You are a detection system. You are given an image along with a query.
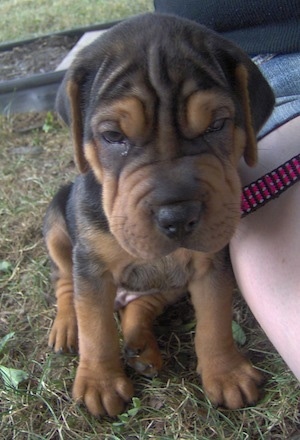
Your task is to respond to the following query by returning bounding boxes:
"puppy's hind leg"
[120,290,182,377]
[44,188,78,354]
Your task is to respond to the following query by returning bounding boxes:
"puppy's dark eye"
[204,118,226,134]
[102,131,126,144]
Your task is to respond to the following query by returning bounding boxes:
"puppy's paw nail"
[125,347,142,358]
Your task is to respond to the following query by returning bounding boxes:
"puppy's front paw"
[73,361,134,417]
[200,352,263,409]
[48,310,78,354]
[124,329,163,377]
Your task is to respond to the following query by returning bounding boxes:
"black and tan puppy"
[44,13,274,417]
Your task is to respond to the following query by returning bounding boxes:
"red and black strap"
[241,154,300,217]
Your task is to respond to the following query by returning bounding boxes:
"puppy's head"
[56,13,274,259]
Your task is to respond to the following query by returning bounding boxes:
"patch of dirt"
[0,35,79,81]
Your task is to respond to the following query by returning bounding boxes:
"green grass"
[0,0,153,43]
[0,111,299,439]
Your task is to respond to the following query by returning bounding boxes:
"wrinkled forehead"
[88,22,230,103]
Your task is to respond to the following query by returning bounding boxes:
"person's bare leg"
[230,116,300,379]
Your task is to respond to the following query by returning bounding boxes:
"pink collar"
[241,154,300,217]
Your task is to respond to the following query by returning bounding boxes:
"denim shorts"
[252,53,300,139]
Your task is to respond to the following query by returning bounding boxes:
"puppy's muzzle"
[153,201,202,241]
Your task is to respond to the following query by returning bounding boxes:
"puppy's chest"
[119,255,193,292]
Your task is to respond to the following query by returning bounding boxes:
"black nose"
[154,202,201,240]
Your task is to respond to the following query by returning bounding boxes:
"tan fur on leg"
[72,274,134,417]
[189,252,263,409]
[46,223,78,353]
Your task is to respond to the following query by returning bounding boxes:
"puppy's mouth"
[109,188,240,260]
[112,200,223,260]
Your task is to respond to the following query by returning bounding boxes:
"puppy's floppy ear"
[56,65,92,173]
[216,43,275,166]
[234,58,274,166]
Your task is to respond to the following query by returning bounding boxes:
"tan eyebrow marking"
[112,97,146,139]
[184,90,234,138]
